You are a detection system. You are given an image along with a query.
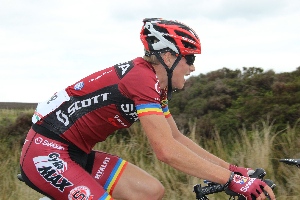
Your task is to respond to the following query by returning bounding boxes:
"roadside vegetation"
[1,109,299,199]
[1,66,300,199]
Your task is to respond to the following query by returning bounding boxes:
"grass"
[0,109,33,126]
[0,109,300,199]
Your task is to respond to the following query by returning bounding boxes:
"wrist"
[224,172,234,188]
[229,164,237,171]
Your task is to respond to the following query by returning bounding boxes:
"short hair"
[143,54,160,65]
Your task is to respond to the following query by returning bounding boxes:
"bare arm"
[166,115,230,169]
[139,114,231,185]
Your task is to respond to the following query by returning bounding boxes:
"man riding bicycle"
[20,18,276,200]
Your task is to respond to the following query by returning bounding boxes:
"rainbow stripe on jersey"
[104,159,128,195]
[136,103,164,117]
[98,192,113,200]
[162,105,171,118]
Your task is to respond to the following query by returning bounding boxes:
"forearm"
[151,134,231,184]
[166,116,230,169]
[140,115,231,184]
[174,133,230,169]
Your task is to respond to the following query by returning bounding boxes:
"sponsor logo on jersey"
[74,81,84,90]
[155,79,160,94]
[56,92,110,126]
[68,186,94,200]
[95,157,111,179]
[89,69,113,83]
[47,93,59,104]
[120,104,138,122]
[33,153,73,192]
[35,137,65,150]
[32,90,70,124]
[114,61,134,79]
[108,115,127,127]
[68,93,110,116]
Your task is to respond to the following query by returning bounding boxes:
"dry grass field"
[0,102,300,199]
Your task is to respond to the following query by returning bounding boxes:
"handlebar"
[193,168,276,200]
[279,158,300,168]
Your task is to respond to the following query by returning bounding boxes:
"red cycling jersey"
[20,57,171,199]
[32,57,171,153]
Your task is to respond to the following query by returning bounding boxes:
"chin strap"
[153,52,182,100]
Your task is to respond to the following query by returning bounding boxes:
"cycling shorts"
[20,128,128,200]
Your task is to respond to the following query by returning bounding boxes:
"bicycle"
[193,168,276,200]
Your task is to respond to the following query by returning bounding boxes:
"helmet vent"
[174,30,194,41]
[182,40,196,49]
[154,25,169,34]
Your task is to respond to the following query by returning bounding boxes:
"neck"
[152,64,168,89]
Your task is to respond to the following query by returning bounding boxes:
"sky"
[0,0,299,103]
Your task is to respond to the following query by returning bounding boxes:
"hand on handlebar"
[229,164,255,177]
[226,173,276,200]
[193,168,276,200]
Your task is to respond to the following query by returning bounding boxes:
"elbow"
[172,131,184,141]
[154,147,173,163]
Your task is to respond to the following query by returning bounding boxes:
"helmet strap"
[154,52,182,100]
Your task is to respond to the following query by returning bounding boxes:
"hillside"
[169,66,300,137]
[0,102,37,110]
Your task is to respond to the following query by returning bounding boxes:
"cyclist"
[20,18,276,200]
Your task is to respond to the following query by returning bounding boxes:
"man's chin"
[173,84,184,90]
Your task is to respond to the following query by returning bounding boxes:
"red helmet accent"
[140,18,201,55]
